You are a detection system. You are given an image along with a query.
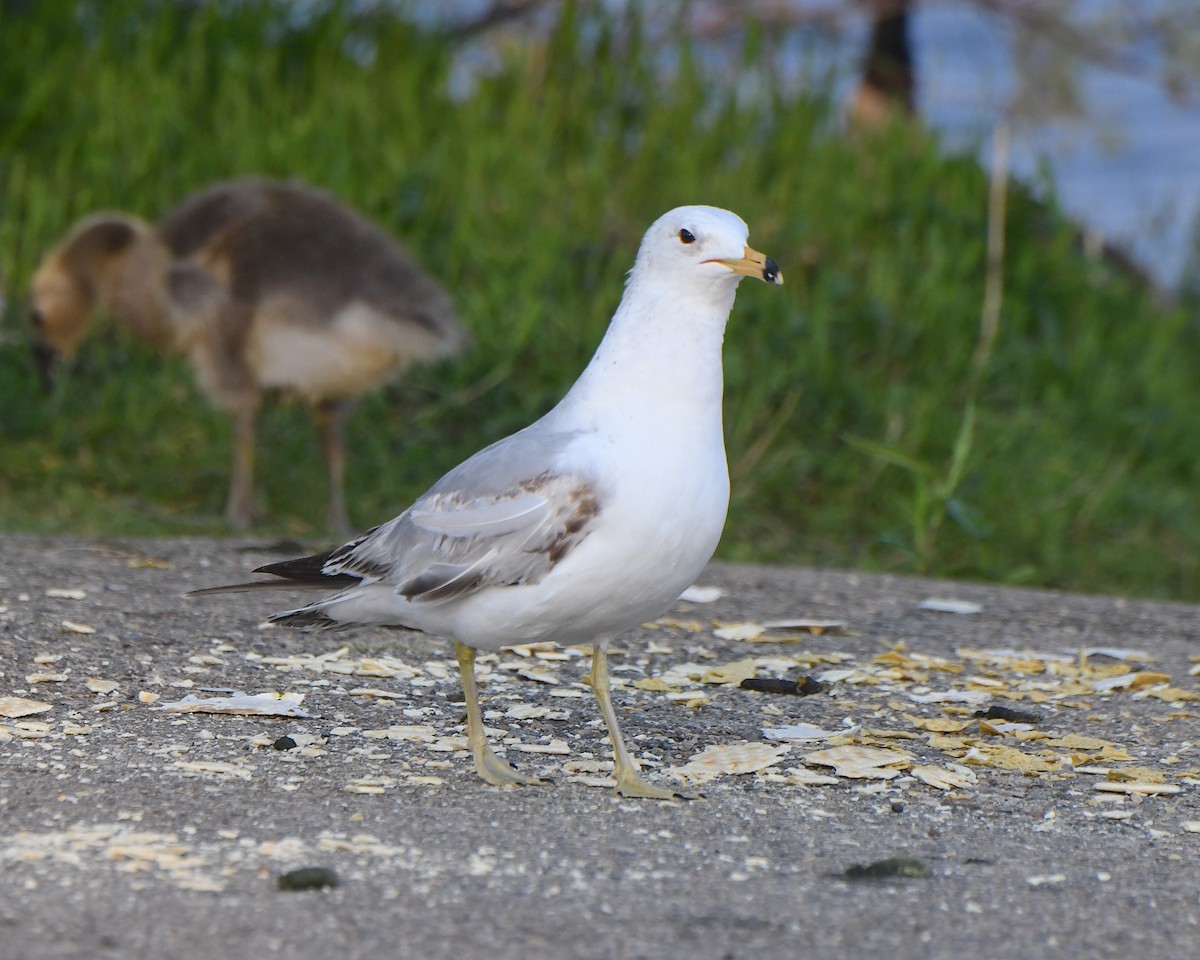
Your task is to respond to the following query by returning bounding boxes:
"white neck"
[552,271,739,435]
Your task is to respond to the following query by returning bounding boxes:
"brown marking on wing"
[519,475,601,567]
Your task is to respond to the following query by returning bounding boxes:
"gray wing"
[321,426,601,604]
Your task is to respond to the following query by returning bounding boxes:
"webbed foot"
[475,745,546,788]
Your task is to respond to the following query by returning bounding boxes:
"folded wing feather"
[318,471,600,605]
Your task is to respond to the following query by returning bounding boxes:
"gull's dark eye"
[678,228,695,244]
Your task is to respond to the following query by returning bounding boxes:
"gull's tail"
[188,542,392,631]
[186,545,358,598]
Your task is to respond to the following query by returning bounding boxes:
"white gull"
[193,205,782,798]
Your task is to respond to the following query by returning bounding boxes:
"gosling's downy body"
[29,179,469,532]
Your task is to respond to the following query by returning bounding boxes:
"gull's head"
[631,205,783,294]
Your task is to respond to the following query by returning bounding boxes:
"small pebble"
[278,866,340,891]
[844,857,931,881]
[739,676,825,696]
[974,705,1041,725]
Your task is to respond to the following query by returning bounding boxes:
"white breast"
[439,431,730,649]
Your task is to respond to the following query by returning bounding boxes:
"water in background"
[900,2,1200,293]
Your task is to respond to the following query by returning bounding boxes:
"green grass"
[2,1,1198,600]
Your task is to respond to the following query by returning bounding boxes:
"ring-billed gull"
[193,205,781,798]
[28,178,469,533]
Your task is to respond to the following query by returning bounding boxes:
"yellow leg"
[454,641,543,787]
[588,643,690,800]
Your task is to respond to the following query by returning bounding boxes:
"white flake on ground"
[762,723,850,742]
[771,766,839,786]
[699,659,757,685]
[906,689,991,705]
[362,725,438,743]
[678,585,722,603]
[509,738,570,755]
[1026,874,1067,887]
[1094,781,1182,796]
[712,622,765,642]
[0,696,53,718]
[802,745,913,779]
[918,598,983,614]
[85,678,120,693]
[911,764,978,790]
[344,776,399,793]
[156,692,308,717]
[1082,647,1154,662]
[174,761,253,780]
[668,742,791,785]
[760,619,848,633]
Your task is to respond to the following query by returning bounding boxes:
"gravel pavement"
[2,535,1199,960]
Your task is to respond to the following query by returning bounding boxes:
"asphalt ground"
[2,535,1199,959]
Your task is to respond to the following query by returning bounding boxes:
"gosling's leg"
[225,406,258,529]
[315,397,355,536]
[588,643,689,800]
[454,641,543,787]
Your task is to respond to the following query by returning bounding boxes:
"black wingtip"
[269,609,341,629]
[253,550,359,587]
